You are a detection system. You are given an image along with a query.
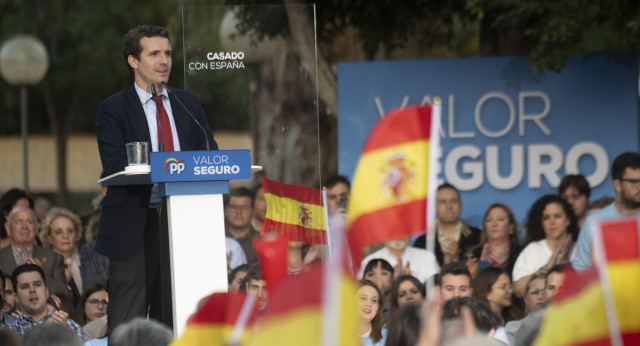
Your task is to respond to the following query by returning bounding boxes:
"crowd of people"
[0,151,636,345]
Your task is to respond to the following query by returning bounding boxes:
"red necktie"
[155,95,174,152]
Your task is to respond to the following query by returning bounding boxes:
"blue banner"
[338,53,638,226]
[151,149,251,182]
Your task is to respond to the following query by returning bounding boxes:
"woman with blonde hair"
[468,203,523,276]
[40,207,84,305]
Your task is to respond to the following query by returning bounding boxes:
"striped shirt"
[6,313,85,341]
[10,243,33,266]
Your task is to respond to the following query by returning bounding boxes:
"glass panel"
[182,4,320,189]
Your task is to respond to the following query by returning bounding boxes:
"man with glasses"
[225,188,259,263]
[0,207,68,298]
[572,152,640,270]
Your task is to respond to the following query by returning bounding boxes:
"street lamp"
[0,35,49,192]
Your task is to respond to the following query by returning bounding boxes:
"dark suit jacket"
[413,223,482,266]
[96,86,217,260]
[0,245,69,297]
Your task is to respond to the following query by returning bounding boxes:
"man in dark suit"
[0,207,68,298]
[96,24,217,332]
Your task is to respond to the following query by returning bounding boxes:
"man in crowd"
[3,273,17,317]
[414,183,481,266]
[225,188,260,264]
[0,271,16,326]
[358,237,439,283]
[323,175,350,214]
[558,174,591,229]
[96,24,217,331]
[5,264,84,340]
[251,183,267,233]
[573,152,640,270]
[240,265,268,313]
[545,264,566,300]
[437,261,473,302]
[0,207,68,297]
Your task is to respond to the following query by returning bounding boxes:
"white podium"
[99,150,257,336]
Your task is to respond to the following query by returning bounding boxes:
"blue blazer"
[95,86,218,260]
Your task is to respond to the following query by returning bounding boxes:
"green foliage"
[225,0,471,60]
[0,0,185,135]
[467,0,640,72]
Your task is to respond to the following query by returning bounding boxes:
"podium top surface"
[98,165,263,186]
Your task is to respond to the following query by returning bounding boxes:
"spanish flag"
[171,292,257,346]
[246,266,360,346]
[262,178,326,244]
[347,105,436,267]
[534,218,640,345]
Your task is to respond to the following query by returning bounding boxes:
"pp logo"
[164,158,185,174]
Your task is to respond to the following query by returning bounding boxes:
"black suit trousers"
[106,203,172,332]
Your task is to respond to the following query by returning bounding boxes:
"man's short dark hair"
[323,175,351,190]
[546,263,566,280]
[239,264,262,292]
[436,261,471,286]
[12,264,46,291]
[228,264,251,285]
[123,24,170,75]
[611,152,640,181]
[227,187,255,207]
[558,174,591,198]
[442,296,504,332]
[437,183,460,199]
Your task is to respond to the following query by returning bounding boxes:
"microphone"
[150,83,164,152]
[161,81,211,151]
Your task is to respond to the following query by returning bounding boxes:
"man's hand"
[441,237,459,264]
[393,257,411,280]
[22,257,47,270]
[48,310,68,326]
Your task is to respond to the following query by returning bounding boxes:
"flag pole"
[228,294,257,345]
[322,188,333,260]
[321,188,342,346]
[592,218,623,346]
[425,98,442,293]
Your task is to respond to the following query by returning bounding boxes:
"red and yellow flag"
[534,218,640,345]
[246,266,359,346]
[171,292,257,346]
[262,178,326,244]
[347,105,434,267]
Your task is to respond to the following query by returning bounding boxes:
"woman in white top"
[357,280,387,346]
[40,207,84,304]
[512,195,578,297]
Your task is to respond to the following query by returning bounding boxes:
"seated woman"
[468,203,523,276]
[388,275,424,319]
[512,195,578,297]
[362,259,394,321]
[504,272,547,344]
[523,272,546,314]
[471,267,521,323]
[77,284,108,341]
[40,208,85,305]
[357,280,387,346]
[79,211,109,289]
